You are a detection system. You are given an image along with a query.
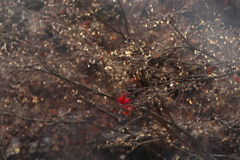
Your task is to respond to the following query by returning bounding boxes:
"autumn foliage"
[0,0,240,160]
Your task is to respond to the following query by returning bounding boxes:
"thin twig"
[140,107,215,160]
[133,0,150,32]
[2,111,125,134]
[30,68,116,100]
[77,1,127,40]
[172,0,195,19]
[170,22,221,63]
[81,95,119,122]
[117,0,131,39]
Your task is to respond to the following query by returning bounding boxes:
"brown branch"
[140,107,215,160]
[170,21,221,63]
[169,16,237,73]
[133,0,150,32]
[176,70,239,81]
[30,68,116,101]
[81,95,119,122]
[172,144,203,158]
[20,126,45,153]
[2,111,125,135]
[93,13,127,41]
[117,0,131,38]
[172,0,195,19]
[0,148,6,160]
[159,98,174,123]
[76,1,127,40]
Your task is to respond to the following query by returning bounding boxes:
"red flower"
[122,105,135,110]
[206,66,214,75]
[117,95,130,105]
[233,76,240,82]
[117,93,135,115]
[122,110,131,115]
[122,105,135,115]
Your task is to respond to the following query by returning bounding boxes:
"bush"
[0,0,239,159]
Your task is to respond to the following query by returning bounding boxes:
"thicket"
[0,0,239,159]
